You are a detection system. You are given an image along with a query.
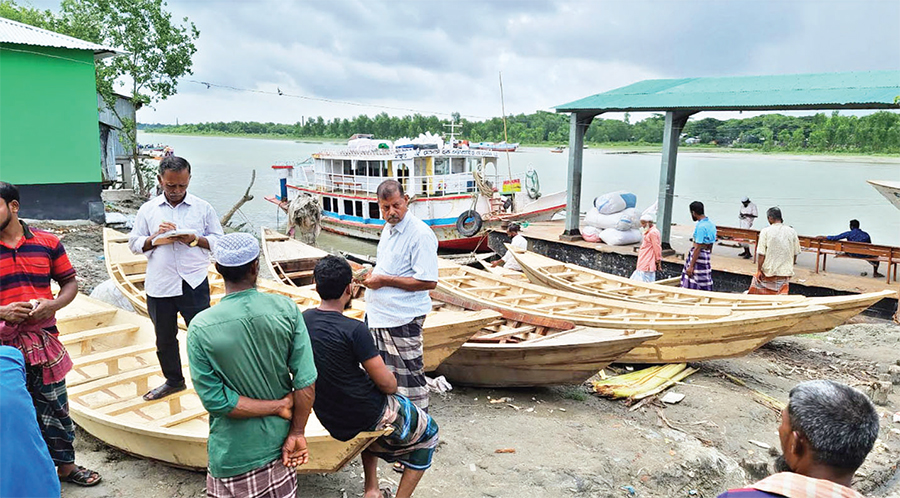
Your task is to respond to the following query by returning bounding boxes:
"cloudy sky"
[35,0,900,124]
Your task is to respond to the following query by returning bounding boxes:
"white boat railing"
[301,170,528,197]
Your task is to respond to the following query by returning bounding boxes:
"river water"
[138,132,900,252]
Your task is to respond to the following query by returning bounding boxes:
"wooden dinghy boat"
[509,246,808,310]
[436,261,831,363]
[261,227,329,286]
[56,293,388,472]
[508,246,894,333]
[430,291,661,387]
[103,229,499,371]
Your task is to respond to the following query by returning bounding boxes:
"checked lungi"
[206,458,297,498]
[24,362,75,465]
[370,315,429,411]
[681,248,713,291]
[748,274,790,295]
[367,394,439,470]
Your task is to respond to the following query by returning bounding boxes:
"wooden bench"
[717,225,900,284]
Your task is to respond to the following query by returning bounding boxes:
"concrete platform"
[488,220,899,319]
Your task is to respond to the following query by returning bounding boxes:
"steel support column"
[562,112,597,239]
[657,110,698,249]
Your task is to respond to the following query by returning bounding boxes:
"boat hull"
[436,327,658,387]
[867,180,900,210]
[436,262,831,363]
[58,293,388,473]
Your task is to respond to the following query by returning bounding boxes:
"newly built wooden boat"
[103,228,498,370]
[261,227,328,286]
[509,246,807,310]
[56,293,388,472]
[436,261,831,363]
[431,291,661,387]
[508,246,894,333]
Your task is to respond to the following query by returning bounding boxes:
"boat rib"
[261,227,329,286]
[436,260,831,363]
[507,245,894,333]
[57,293,389,472]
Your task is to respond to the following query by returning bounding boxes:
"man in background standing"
[631,214,662,282]
[749,207,800,295]
[362,179,439,413]
[738,196,758,259]
[129,156,224,400]
[491,222,527,272]
[681,201,716,291]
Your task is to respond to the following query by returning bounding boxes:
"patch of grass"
[562,387,588,402]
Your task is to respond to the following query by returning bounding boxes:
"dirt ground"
[32,222,900,498]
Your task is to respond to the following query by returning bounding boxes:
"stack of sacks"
[581,191,641,245]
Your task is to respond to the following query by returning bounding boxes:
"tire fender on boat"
[456,210,483,237]
[525,169,541,199]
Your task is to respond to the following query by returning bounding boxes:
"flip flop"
[143,382,186,401]
[392,462,405,473]
[59,466,102,487]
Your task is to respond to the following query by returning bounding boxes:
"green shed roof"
[555,71,900,113]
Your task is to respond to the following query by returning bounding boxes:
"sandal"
[380,487,394,498]
[59,465,102,487]
[392,462,405,473]
[143,382,186,401]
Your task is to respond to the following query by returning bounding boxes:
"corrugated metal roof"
[555,71,900,113]
[0,16,121,58]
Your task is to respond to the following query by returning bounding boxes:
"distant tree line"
[142,109,900,153]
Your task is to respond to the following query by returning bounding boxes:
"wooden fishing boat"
[436,261,831,363]
[261,227,328,286]
[510,246,809,309]
[56,293,388,472]
[431,291,661,387]
[103,229,498,370]
[508,246,893,332]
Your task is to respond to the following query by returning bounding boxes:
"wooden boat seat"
[57,309,117,329]
[72,343,158,370]
[61,323,141,347]
[529,301,579,309]
[68,365,163,399]
[98,388,196,416]
[492,293,543,302]
[281,269,314,280]
[152,406,207,428]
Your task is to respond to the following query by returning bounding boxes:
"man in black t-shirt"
[306,255,439,498]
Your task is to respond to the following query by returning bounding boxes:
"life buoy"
[525,168,541,199]
[456,210,483,237]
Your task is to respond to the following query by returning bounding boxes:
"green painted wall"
[0,44,101,185]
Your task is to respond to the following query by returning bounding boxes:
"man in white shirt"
[491,222,527,271]
[738,196,758,259]
[361,179,438,412]
[128,156,223,400]
[749,207,800,295]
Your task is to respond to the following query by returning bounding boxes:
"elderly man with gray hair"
[748,207,800,295]
[717,379,879,498]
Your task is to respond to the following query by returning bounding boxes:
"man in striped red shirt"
[718,380,877,498]
[0,182,102,487]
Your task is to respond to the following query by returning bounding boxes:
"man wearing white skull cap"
[187,232,317,497]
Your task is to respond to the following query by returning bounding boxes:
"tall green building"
[0,17,119,221]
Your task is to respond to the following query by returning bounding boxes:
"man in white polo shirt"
[361,179,438,412]
[129,156,224,401]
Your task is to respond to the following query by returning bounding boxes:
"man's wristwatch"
[189,235,200,247]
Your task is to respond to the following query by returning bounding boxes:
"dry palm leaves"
[592,364,698,401]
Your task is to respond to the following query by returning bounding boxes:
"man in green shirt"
[187,233,317,498]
